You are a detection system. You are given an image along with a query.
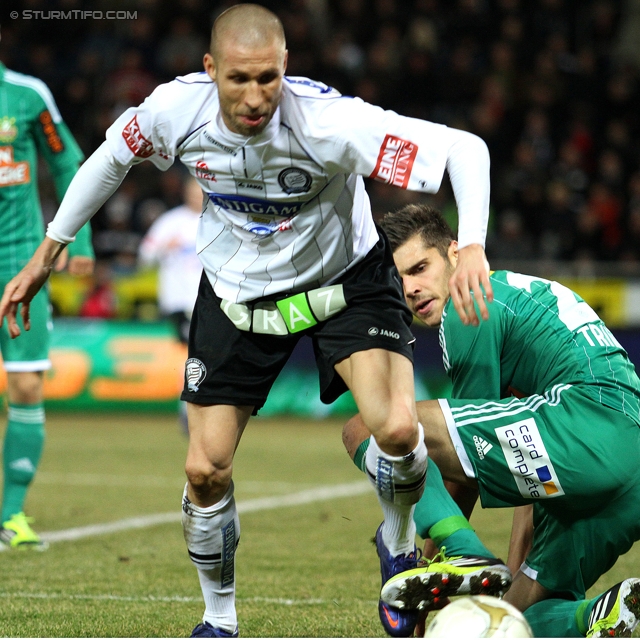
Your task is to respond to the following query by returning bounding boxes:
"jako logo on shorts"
[495,419,564,499]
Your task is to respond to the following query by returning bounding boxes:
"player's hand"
[0,237,65,338]
[68,256,95,276]
[448,244,493,326]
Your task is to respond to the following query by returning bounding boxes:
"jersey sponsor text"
[370,134,418,188]
[495,419,564,500]
[0,146,30,187]
[122,115,155,158]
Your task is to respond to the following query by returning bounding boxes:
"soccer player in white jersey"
[0,5,493,637]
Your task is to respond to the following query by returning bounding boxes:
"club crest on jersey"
[278,167,312,194]
[185,358,206,392]
[0,117,18,143]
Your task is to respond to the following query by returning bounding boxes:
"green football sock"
[523,597,591,638]
[414,457,495,558]
[2,403,46,523]
[353,438,494,559]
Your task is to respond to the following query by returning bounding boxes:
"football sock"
[414,457,494,559]
[365,423,427,556]
[522,597,586,637]
[1,403,45,523]
[182,482,239,633]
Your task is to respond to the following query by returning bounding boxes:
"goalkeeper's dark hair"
[380,204,456,258]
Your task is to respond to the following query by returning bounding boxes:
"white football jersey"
[105,73,462,303]
[138,204,202,315]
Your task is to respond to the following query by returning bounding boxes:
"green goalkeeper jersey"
[0,61,93,277]
[439,270,640,426]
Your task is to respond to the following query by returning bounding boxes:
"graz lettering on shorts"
[221,284,347,335]
[495,419,565,499]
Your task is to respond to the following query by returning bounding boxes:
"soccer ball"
[424,595,533,638]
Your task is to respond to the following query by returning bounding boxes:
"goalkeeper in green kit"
[344,204,640,637]
[0,57,94,549]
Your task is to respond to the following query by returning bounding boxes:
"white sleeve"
[443,128,490,249]
[304,96,490,248]
[46,142,129,244]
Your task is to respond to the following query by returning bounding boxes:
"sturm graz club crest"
[185,358,206,392]
[278,167,312,194]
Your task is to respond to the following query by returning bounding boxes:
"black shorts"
[180,230,415,413]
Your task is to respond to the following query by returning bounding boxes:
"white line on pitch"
[0,591,341,606]
[40,481,372,543]
[35,473,319,493]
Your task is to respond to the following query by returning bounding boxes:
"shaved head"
[211,4,286,62]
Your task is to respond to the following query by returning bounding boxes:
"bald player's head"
[203,4,288,137]
[210,4,286,63]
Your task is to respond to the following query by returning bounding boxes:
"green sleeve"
[68,218,94,259]
[32,103,94,259]
[442,298,504,400]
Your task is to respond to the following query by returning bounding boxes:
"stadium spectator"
[79,260,117,320]
[0,56,94,550]
[1,0,637,268]
[0,5,494,637]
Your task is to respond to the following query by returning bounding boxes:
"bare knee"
[185,455,233,506]
[371,408,418,456]
[7,371,44,405]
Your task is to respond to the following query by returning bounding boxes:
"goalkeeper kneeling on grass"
[344,204,640,639]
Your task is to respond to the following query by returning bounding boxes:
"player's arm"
[31,96,95,272]
[0,143,130,337]
[506,505,534,576]
[314,96,492,324]
[0,236,66,338]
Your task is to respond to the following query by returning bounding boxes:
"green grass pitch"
[0,413,638,637]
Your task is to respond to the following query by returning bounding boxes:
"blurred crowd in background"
[2,0,640,282]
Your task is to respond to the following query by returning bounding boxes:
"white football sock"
[182,482,240,632]
[365,422,428,556]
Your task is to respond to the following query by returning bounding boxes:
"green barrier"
[0,319,452,414]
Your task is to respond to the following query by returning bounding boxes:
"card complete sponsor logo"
[495,418,564,499]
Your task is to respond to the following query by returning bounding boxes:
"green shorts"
[0,278,51,372]
[440,385,640,598]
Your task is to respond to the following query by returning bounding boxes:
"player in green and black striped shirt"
[345,204,640,637]
[0,59,94,549]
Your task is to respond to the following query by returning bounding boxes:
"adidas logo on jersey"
[473,435,493,460]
